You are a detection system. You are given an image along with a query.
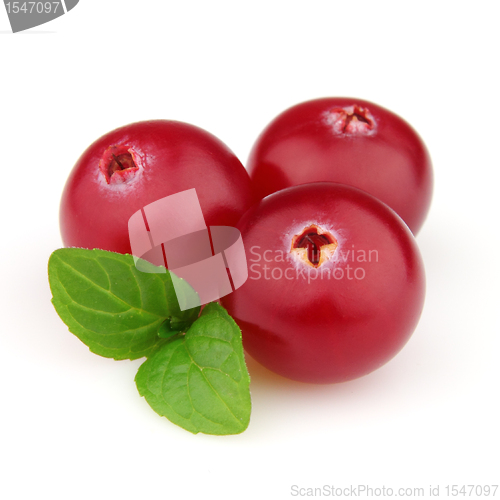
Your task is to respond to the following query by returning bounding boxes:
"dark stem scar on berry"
[290,224,338,268]
[325,105,377,136]
[99,145,140,185]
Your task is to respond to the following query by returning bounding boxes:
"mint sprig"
[48,248,251,435]
[136,303,251,435]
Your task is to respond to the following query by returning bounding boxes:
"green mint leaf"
[135,302,251,435]
[48,248,200,360]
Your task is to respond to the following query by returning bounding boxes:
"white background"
[1,1,499,499]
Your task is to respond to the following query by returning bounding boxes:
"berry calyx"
[324,105,376,136]
[291,224,338,268]
[99,145,140,185]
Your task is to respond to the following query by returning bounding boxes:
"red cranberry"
[247,97,433,234]
[60,120,256,254]
[220,183,426,384]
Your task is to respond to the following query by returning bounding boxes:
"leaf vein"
[185,349,242,426]
[57,257,164,319]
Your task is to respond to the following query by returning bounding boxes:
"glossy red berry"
[60,120,256,254]
[247,97,433,234]
[220,183,425,384]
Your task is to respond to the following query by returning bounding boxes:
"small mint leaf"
[135,302,251,435]
[48,248,200,360]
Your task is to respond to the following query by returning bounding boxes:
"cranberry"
[220,183,425,384]
[247,97,433,234]
[60,120,256,254]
